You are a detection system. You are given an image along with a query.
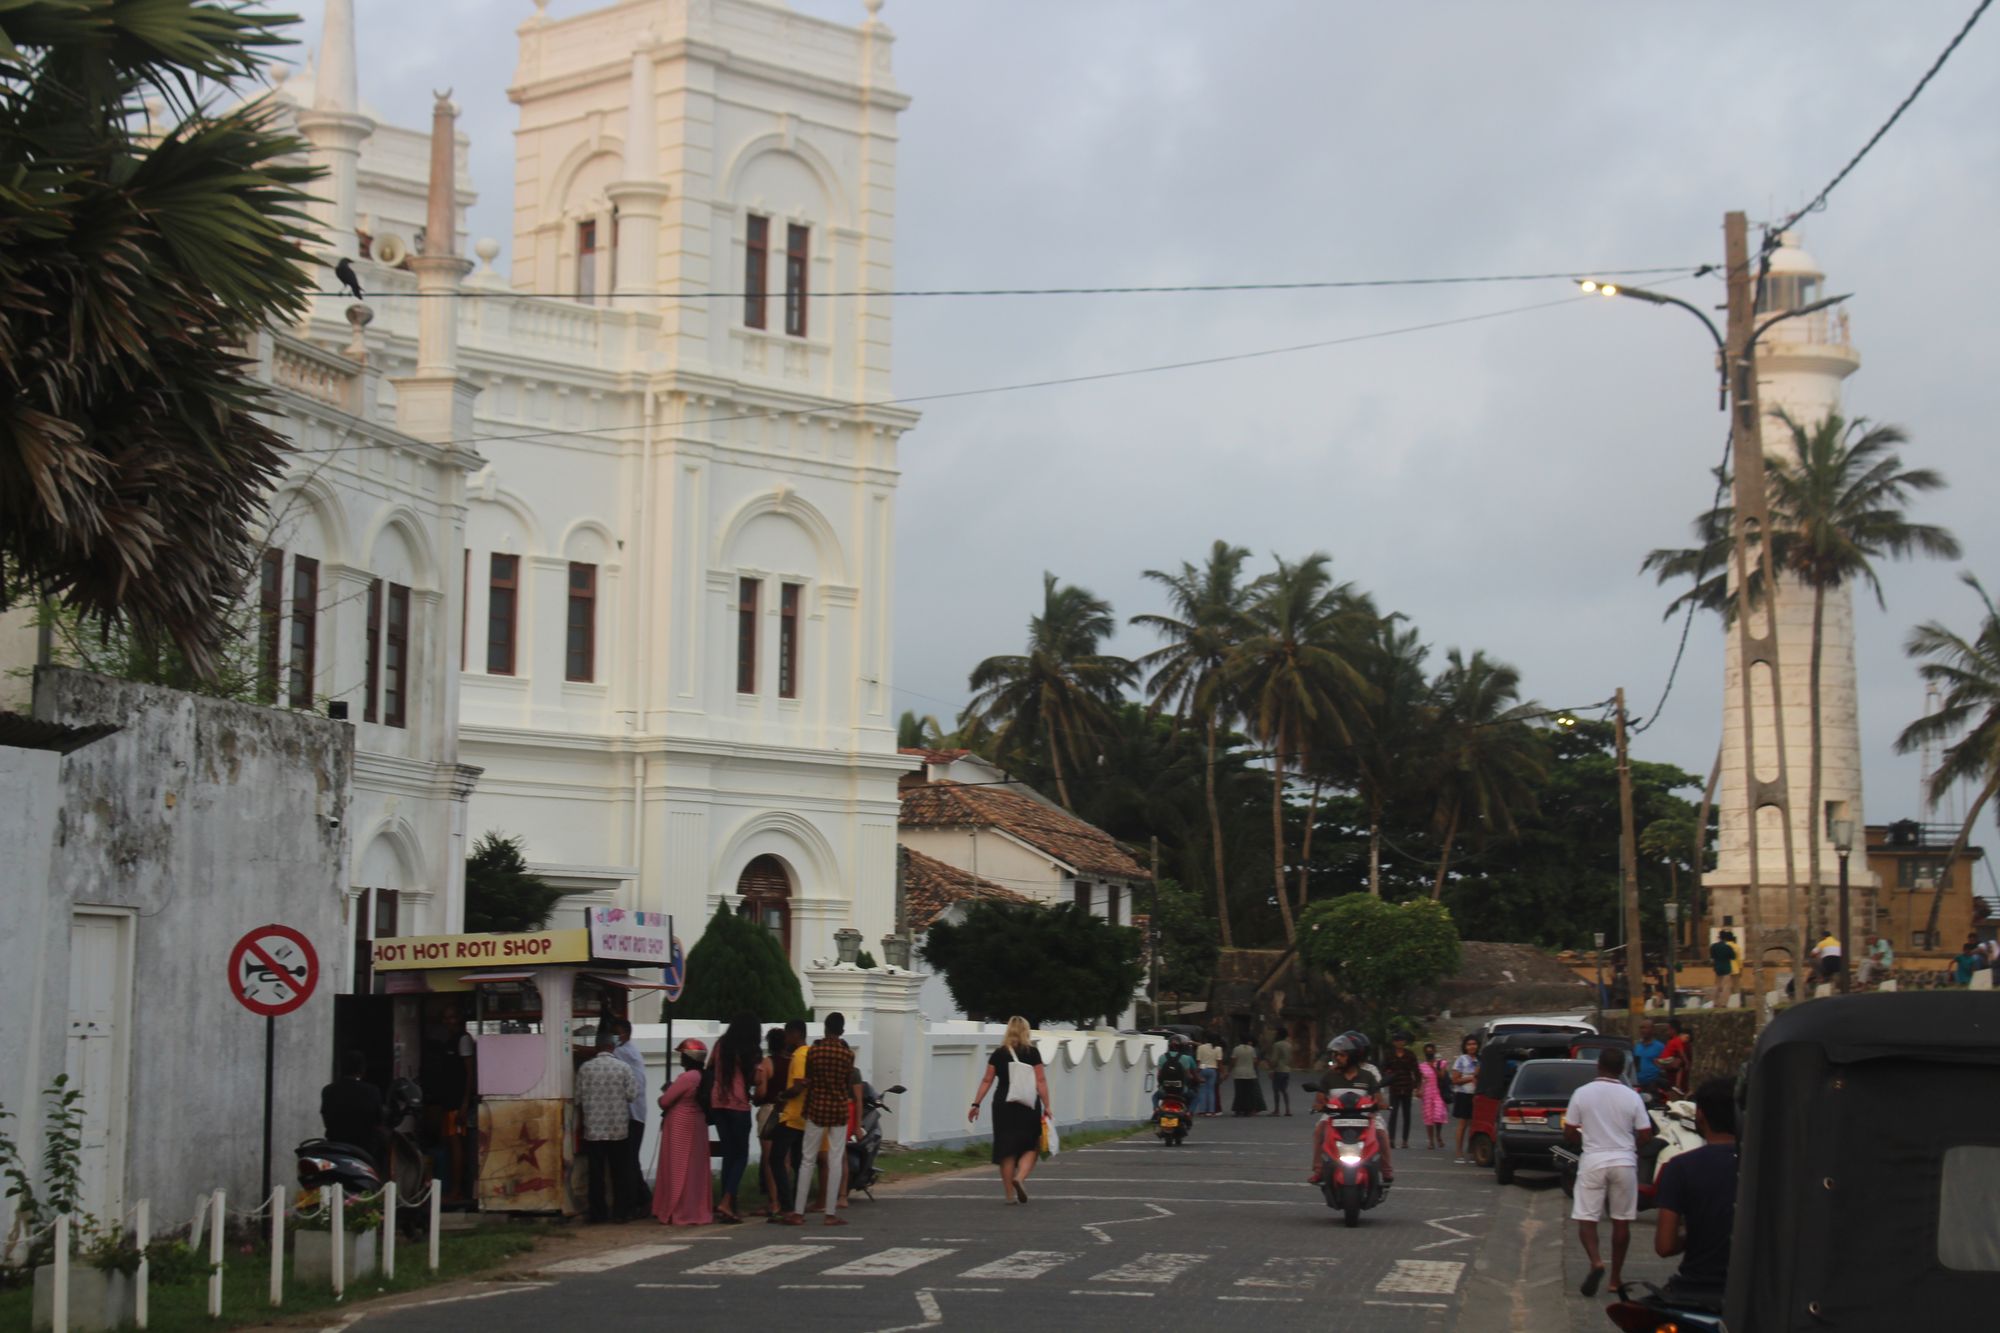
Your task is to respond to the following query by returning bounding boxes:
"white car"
[1479,1014,1598,1041]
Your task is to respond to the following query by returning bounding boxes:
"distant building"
[1865,820,1989,956]
[898,779,1150,924]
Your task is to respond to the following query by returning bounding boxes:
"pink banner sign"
[588,907,672,964]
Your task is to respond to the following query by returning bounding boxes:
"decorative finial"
[474,237,501,273]
[434,88,454,107]
[865,0,883,14]
[344,302,374,358]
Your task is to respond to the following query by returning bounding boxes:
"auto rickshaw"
[1726,992,2000,1329]
[1463,1030,1578,1167]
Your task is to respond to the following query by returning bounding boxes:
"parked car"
[1479,1014,1597,1041]
[1463,1031,1580,1167]
[1492,1058,1599,1185]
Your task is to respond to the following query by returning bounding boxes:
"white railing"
[269,337,359,412]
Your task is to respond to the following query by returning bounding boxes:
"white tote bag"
[1005,1046,1038,1108]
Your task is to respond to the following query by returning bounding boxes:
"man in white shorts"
[1563,1047,1654,1297]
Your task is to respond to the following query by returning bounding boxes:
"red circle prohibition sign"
[228,923,320,1017]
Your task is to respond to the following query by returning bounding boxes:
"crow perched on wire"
[334,257,364,301]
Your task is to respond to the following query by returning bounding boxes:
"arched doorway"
[737,854,793,957]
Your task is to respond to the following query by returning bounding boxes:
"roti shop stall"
[368,908,675,1214]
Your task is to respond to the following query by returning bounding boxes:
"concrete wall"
[6,670,354,1227]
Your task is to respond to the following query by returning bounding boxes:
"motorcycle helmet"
[1327,1030,1369,1061]
[675,1037,708,1061]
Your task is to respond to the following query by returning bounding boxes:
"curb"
[1453,1182,1567,1333]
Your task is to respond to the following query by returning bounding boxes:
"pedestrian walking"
[1418,1042,1450,1149]
[575,1031,640,1224]
[1228,1035,1266,1116]
[768,1019,809,1224]
[703,1013,760,1224]
[1632,1020,1666,1094]
[651,1038,713,1226]
[606,1018,649,1220]
[1954,940,1981,987]
[784,1012,858,1226]
[1382,1032,1419,1149]
[1657,1018,1691,1098]
[754,1027,790,1218]
[968,1016,1050,1204]
[1266,1027,1295,1116]
[1564,1047,1654,1297]
[1709,930,1738,1007]
[1451,1035,1480,1162]
[1196,1034,1224,1116]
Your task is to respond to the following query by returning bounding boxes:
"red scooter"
[1309,1087,1389,1227]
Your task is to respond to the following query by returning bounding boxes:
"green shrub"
[673,903,809,1022]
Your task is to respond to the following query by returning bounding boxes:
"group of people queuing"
[572,1011,871,1228]
[1159,1026,1305,1118]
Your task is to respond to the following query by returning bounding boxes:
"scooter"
[1603,1280,1725,1331]
[295,1138,382,1196]
[1154,1087,1192,1145]
[1306,1086,1390,1227]
[845,1082,906,1199]
[1554,1093,1703,1207]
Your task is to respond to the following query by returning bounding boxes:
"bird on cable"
[334,257,364,301]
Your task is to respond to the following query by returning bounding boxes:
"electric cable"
[1632,424,1735,734]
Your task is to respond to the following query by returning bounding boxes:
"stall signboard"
[588,907,673,964]
[371,929,590,970]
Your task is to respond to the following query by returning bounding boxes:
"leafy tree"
[1425,648,1547,898]
[1896,574,2000,942]
[0,1,321,673]
[463,833,564,933]
[897,710,945,749]
[920,900,1143,1028]
[964,572,1137,811]
[1297,894,1461,1039]
[1336,620,1430,899]
[1149,876,1221,1000]
[1132,539,1256,946]
[673,902,808,1022]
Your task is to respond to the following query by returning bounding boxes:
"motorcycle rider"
[1154,1036,1197,1112]
[1307,1032,1392,1186]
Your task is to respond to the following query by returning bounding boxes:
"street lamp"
[1663,902,1680,1015]
[1575,278,1850,408]
[1831,818,1855,993]
[1593,932,1606,1027]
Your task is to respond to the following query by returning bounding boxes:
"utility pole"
[1615,688,1645,1038]
[1148,835,1161,1020]
[1720,211,1804,1005]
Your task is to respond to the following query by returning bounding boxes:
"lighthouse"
[1705,231,1876,977]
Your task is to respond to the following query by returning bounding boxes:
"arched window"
[737,855,793,956]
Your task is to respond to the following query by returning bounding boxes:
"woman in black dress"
[968,1016,1052,1204]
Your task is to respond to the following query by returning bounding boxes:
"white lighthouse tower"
[1706,232,1876,972]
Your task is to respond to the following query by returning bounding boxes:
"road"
[353,1114,1521,1332]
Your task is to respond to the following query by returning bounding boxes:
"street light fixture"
[1663,901,1680,1015]
[1593,931,1606,1027]
[1831,818,1856,993]
[1575,278,1850,408]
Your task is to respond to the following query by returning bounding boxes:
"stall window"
[472,980,544,1036]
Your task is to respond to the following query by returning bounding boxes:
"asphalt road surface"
[354,1113,1510,1332]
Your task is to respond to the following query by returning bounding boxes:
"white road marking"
[540,1244,687,1274]
[781,1283,864,1290]
[1091,1252,1211,1284]
[1071,1289,1156,1297]
[1220,1296,1303,1303]
[959,1251,1080,1280]
[355,1283,549,1314]
[635,1283,720,1290]
[911,1193,1306,1206]
[1365,1299,1449,1309]
[688,1244,835,1276]
[823,1248,958,1278]
[1083,1201,1175,1243]
[1237,1256,1341,1289]
[1375,1259,1466,1295]
[1414,1213,1484,1252]
[922,1237,977,1243]
[867,1289,944,1333]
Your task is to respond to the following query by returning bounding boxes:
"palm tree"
[1426,649,1547,899]
[965,572,1137,811]
[897,710,946,750]
[1895,575,2000,944]
[1764,409,1958,935]
[1341,620,1430,898]
[1227,554,1377,942]
[1132,540,1256,947]
[0,2,321,672]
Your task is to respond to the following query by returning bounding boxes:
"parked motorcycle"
[1603,1280,1725,1332]
[1304,1084,1390,1227]
[845,1082,906,1199]
[294,1138,382,1196]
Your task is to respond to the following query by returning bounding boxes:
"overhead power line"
[1633,425,1735,735]
[309,264,1700,302]
[1768,0,1993,242]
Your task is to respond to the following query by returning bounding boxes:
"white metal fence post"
[206,1190,224,1318]
[269,1186,285,1307]
[427,1186,440,1272]
[135,1198,150,1330]
[52,1213,70,1333]
[382,1181,396,1281]
[330,1183,344,1299]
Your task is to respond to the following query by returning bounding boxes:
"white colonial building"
[276,0,917,985]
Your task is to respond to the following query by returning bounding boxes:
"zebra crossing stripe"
[1375,1259,1466,1295]
[1090,1252,1211,1284]
[958,1251,1080,1280]
[1236,1256,1340,1289]
[541,1245,689,1274]
[821,1248,958,1278]
[687,1245,835,1276]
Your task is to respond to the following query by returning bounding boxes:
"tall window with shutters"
[566,563,596,682]
[736,577,760,694]
[784,223,809,337]
[778,582,801,699]
[258,549,284,704]
[384,584,409,728]
[744,214,769,329]
[288,555,318,707]
[487,554,519,676]
[364,578,383,723]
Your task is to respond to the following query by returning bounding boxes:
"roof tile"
[899,780,1149,880]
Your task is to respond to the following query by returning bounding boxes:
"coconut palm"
[1340,619,1431,898]
[1425,649,1547,899]
[965,572,1137,811]
[897,710,946,750]
[1227,554,1378,942]
[1764,409,1958,934]
[1895,575,2000,944]
[0,2,321,672]
[1132,540,1256,947]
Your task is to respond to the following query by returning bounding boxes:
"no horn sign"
[229,924,320,1017]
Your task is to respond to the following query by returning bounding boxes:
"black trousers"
[1389,1093,1414,1143]
[622,1118,648,1219]
[583,1138,627,1221]
[769,1125,804,1213]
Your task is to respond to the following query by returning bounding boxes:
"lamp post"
[1831,818,1855,993]
[1593,932,1606,1028]
[1663,902,1680,1016]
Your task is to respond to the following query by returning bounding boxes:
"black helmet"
[1327,1030,1369,1059]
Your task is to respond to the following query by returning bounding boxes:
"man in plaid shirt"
[784,1012,858,1225]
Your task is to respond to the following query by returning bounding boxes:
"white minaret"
[1706,232,1875,965]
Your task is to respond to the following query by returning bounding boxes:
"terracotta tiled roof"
[899,780,1150,881]
[901,847,1036,929]
[897,746,973,765]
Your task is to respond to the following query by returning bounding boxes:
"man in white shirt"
[1563,1047,1654,1297]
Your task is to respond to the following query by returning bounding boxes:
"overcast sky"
[287,1,1999,834]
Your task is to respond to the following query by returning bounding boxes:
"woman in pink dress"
[652,1038,713,1226]
[1417,1041,1450,1149]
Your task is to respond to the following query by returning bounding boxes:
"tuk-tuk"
[1726,992,2000,1329]
[1464,1031,1579,1167]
